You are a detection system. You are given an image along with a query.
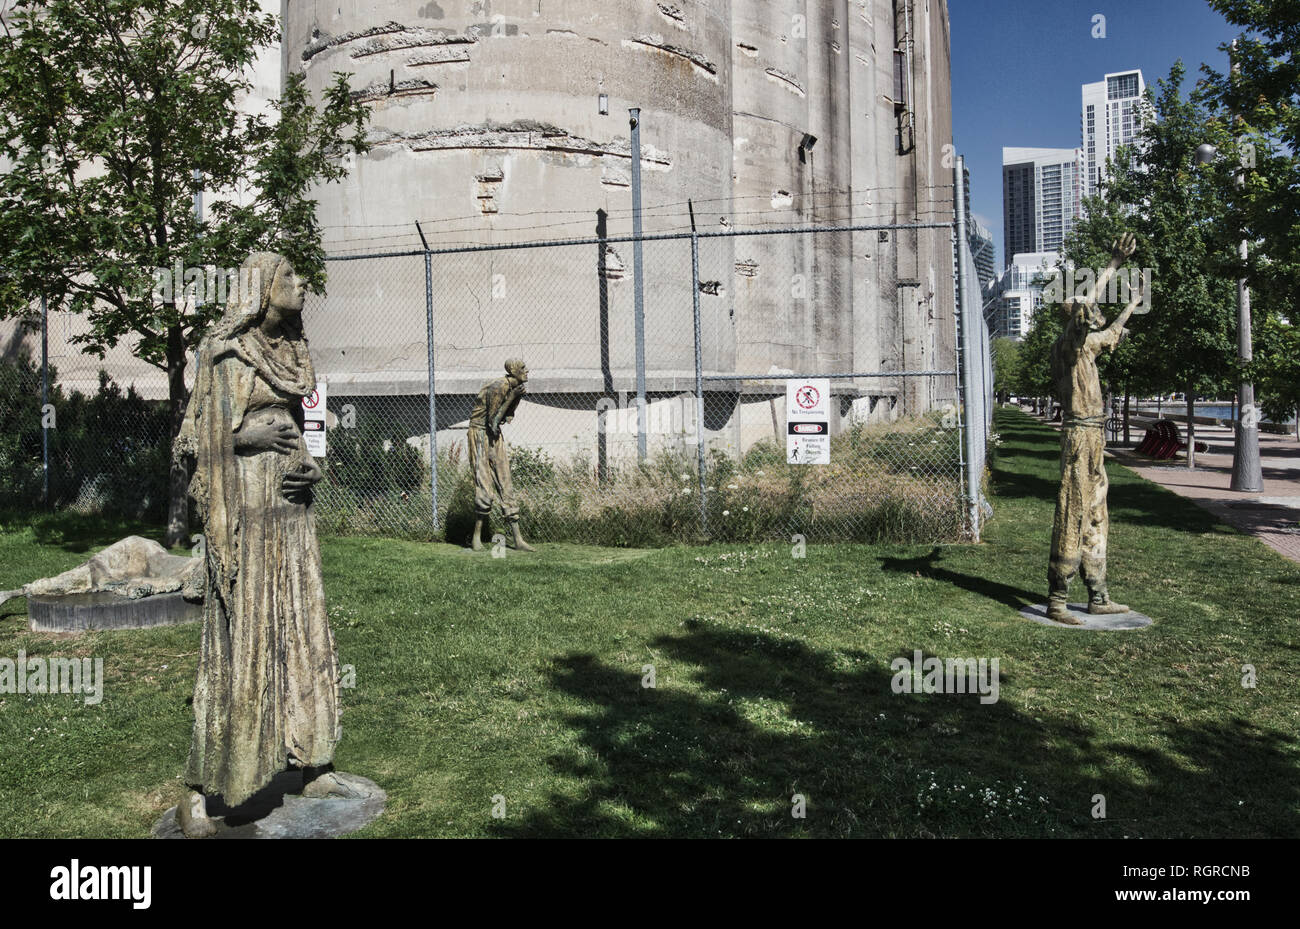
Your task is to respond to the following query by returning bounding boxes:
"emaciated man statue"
[468,358,534,552]
[1047,233,1144,625]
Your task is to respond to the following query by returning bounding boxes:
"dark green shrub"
[0,350,45,508]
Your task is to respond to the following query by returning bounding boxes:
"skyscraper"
[969,219,996,292]
[963,164,996,291]
[1001,147,1084,260]
[1081,69,1147,198]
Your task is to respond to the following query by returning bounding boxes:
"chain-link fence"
[4,208,993,545]
[300,219,981,545]
[0,304,173,518]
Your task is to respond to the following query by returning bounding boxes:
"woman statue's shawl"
[176,254,316,611]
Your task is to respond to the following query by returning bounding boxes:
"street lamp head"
[1195,143,1218,165]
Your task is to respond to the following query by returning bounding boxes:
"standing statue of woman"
[172,252,362,838]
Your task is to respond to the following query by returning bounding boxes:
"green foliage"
[314,418,966,547]
[509,445,557,488]
[0,0,371,527]
[1254,316,1300,424]
[0,349,45,507]
[1018,307,1061,399]
[0,352,170,518]
[49,371,172,519]
[323,418,425,503]
[991,338,1023,399]
[1203,0,1300,420]
[0,1,370,349]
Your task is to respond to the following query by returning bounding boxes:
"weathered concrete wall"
[288,0,955,420]
[286,0,738,395]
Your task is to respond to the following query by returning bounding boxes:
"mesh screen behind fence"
[7,221,986,545]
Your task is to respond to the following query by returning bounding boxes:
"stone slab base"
[152,770,386,839]
[29,590,201,633]
[1019,603,1153,630]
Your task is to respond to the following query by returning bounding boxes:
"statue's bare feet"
[302,770,374,800]
[471,535,484,552]
[1088,600,1130,615]
[510,523,535,552]
[176,789,217,838]
[1046,605,1085,625]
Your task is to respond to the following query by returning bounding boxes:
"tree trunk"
[163,325,190,548]
[1185,382,1196,470]
[1123,385,1131,445]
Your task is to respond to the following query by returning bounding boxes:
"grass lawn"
[1,408,1297,838]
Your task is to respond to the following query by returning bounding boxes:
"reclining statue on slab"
[0,535,201,608]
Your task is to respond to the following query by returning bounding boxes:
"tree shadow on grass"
[879,546,1044,611]
[496,625,1299,838]
[1106,479,1227,534]
[988,467,1059,502]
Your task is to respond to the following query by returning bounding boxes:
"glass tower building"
[1081,69,1147,198]
[1001,147,1084,260]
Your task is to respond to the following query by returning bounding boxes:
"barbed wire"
[316,183,959,234]
[321,197,959,253]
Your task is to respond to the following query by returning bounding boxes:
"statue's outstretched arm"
[1081,232,1137,308]
[1090,287,1144,352]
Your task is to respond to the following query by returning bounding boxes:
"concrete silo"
[281,0,956,459]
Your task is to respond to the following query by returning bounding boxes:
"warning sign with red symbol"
[302,381,327,457]
[786,378,830,465]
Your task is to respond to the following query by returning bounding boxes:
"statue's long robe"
[177,333,339,807]
[1048,320,1123,597]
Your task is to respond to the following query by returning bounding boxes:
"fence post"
[629,107,648,460]
[417,222,440,533]
[954,157,981,541]
[41,293,49,506]
[691,225,708,536]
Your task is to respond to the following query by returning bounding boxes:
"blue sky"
[950,0,1240,269]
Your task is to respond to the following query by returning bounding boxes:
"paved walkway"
[1033,412,1300,565]
[1113,423,1300,564]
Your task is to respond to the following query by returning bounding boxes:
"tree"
[1018,303,1061,406]
[0,1,369,543]
[1255,316,1300,434]
[1202,0,1300,433]
[1092,63,1237,466]
[991,337,1022,403]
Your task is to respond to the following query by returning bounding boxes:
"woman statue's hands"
[281,458,322,504]
[235,418,300,455]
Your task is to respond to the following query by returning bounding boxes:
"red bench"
[1135,419,1208,460]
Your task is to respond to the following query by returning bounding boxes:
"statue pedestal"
[1019,603,1153,630]
[152,770,386,839]
[29,590,201,633]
